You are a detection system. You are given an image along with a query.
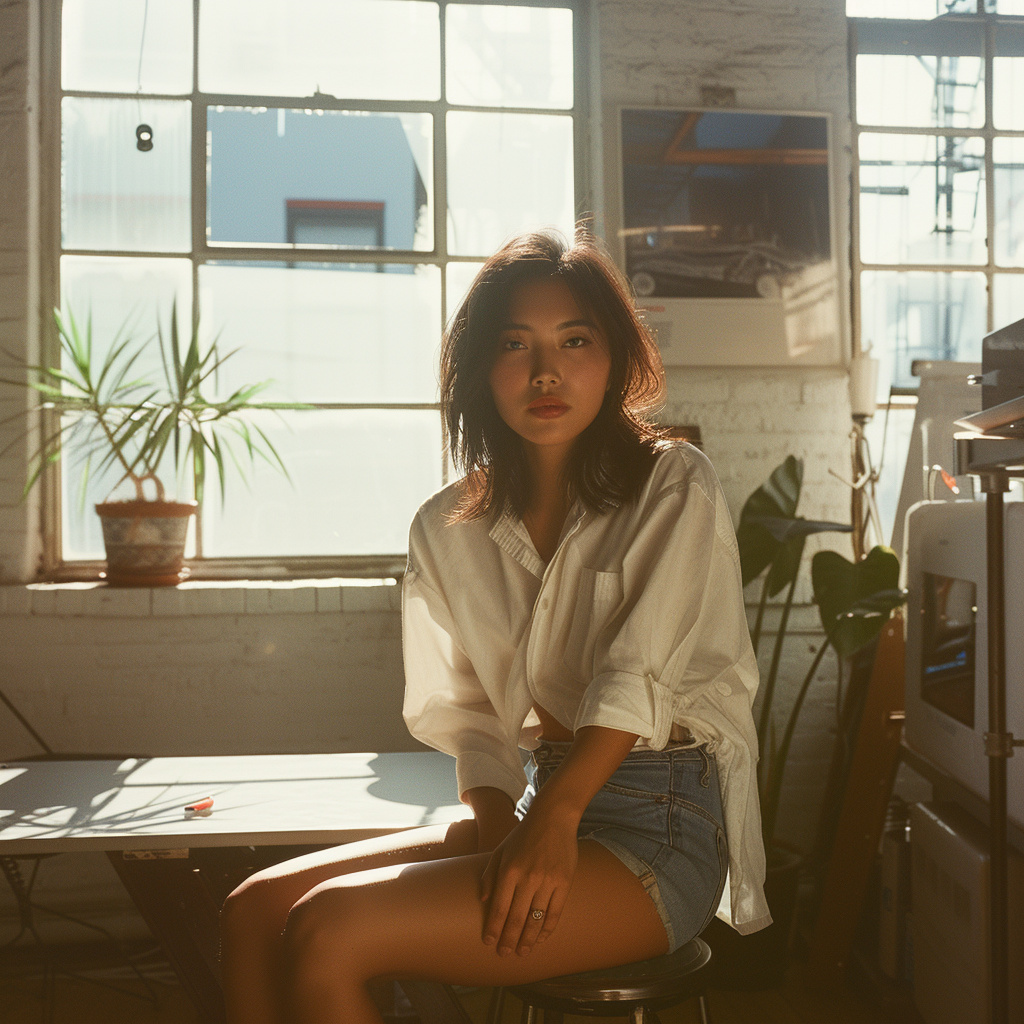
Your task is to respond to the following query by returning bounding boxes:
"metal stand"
[955,432,1024,1024]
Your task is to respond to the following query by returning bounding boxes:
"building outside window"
[848,0,1024,540]
[50,0,588,577]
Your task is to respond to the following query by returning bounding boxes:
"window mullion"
[985,14,997,334]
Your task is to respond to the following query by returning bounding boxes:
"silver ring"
[531,908,544,921]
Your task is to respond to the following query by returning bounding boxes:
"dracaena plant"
[1,301,299,509]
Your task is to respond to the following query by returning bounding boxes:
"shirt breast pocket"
[562,568,624,681]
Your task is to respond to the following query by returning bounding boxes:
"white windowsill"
[0,579,400,617]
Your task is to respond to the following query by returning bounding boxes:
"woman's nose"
[531,359,561,387]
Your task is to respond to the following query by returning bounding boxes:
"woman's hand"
[479,807,579,956]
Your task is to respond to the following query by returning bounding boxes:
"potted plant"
[703,455,904,988]
[2,302,297,586]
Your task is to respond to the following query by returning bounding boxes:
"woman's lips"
[527,398,569,418]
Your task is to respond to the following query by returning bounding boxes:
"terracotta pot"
[95,500,198,587]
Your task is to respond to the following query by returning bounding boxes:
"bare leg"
[220,817,479,1024]
[281,839,669,1024]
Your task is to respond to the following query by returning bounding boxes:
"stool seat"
[507,936,711,1018]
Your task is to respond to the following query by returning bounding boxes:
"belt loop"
[698,746,710,788]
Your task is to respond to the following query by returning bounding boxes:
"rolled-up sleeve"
[573,472,756,747]
[402,551,527,805]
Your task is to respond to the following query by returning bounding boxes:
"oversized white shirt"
[401,443,771,934]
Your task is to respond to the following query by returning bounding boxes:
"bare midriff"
[533,702,574,742]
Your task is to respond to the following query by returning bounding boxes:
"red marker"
[184,796,214,814]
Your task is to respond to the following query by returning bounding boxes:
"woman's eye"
[564,335,589,348]
[502,338,526,350]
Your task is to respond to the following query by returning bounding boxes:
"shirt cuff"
[455,750,528,806]
[573,671,677,749]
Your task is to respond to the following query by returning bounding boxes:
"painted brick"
[89,587,152,618]
[316,586,342,613]
[342,586,393,613]
[0,584,30,614]
[151,585,247,617]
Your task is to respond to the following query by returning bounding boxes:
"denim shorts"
[515,741,728,953]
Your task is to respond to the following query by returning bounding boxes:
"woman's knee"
[281,885,370,984]
[221,869,298,947]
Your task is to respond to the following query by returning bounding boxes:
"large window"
[849,0,1024,538]
[49,0,587,576]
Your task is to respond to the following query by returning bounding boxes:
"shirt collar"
[488,500,586,580]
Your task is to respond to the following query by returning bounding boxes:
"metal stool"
[488,936,713,1024]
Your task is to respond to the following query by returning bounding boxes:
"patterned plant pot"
[95,500,198,587]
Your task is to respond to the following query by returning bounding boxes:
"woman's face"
[488,277,612,460]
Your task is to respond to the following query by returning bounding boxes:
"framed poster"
[617,107,841,366]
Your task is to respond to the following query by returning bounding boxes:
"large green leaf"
[736,455,804,587]
[812,546,904,657]
[736,457,852,597]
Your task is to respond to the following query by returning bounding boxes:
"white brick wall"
[600,0,855,854]
[0,0,858,935]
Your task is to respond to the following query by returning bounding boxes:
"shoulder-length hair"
[440,228,666,522]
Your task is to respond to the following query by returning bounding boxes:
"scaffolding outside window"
[849,3,1024,540]
[45,0,589,579]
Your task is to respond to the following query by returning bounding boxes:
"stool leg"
[486,987,506,1024]
[631,1008,644,1024]
[520,1002,538,1024]
[698,993,712,1024]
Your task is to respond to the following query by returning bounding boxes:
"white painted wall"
[0,0,857,938]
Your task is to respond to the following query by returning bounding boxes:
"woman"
[220,229,770,1023]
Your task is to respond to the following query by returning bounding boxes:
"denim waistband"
[531,739,712,771]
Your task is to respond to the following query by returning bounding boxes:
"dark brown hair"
[440,228,667,521]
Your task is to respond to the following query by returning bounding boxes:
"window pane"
[60,255,193,383]
[861,271,986,399]
[62,98,191,253]
[994,275,1024,330]
[198,263,441,404]
[208,108,432,251]
[446,5,573,109]
[200,410,443,556]
[994,138,1024,268]
[862,405,916,546]
[859,133,986,265]
[62,0,193,94]
[58,256,194,560]
[856,56,983,129]
[994,58,1024,130]
[199,0,440,101]
[445,262,485,323]
[447,111,574,257]
[848,0,979,14]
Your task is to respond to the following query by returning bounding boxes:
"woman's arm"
[478,725,638,956]
[464,786,519,852]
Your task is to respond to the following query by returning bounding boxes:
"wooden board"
[806,612,906,988]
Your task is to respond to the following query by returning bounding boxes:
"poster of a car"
[620,108,832,301]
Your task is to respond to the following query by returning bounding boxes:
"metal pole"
[981,471,1009,1024]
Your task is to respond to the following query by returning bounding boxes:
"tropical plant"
[1,301,300,508]
[737,456,905,846]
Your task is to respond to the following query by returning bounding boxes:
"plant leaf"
[812,546,904,657]
[736,455,804,586]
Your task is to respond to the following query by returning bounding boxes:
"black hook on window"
[136,123,153,152]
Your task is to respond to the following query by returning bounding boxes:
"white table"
[0,752,472,1021]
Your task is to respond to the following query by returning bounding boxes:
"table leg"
[107,851,225,1024]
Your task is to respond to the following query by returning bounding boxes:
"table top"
[0,752,470,855]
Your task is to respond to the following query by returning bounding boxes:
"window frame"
[38,0,594,581]
[849,8,1024,402]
